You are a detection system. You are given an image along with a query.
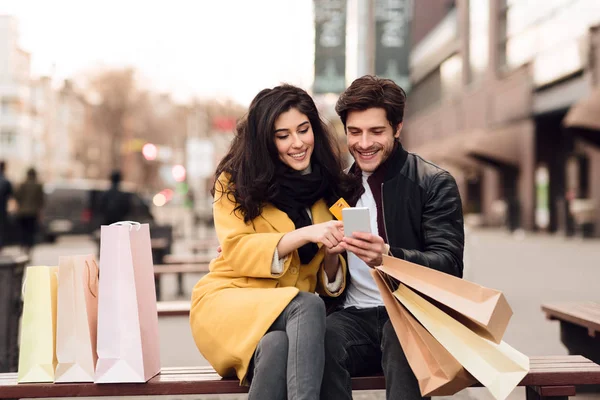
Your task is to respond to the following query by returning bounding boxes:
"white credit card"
[342,207,371,237]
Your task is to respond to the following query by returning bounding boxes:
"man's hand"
[340,232,386,268]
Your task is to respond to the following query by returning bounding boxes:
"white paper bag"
[95,222,160,383]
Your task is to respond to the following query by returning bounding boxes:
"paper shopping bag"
[55,255,99,383]
[371,270,476,396]
[394,284,529,400]
[17,266,58,383]
[378,255,512,343]
[95,222,160,383]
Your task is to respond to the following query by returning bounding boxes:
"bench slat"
[157,301,191,317]
[154,264,210,275]
[542,302,600,335]
[162,254,214,265]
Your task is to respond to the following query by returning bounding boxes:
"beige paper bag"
[55,255,99,383]
[371,270,476,396]
[394,284,529,400]
[17,266,58,383]
[95,221,160,383]
[378,255,512,343]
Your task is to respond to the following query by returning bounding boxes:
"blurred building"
[52,80,89,179]
[404,0,600,236]
[0,15,33,180]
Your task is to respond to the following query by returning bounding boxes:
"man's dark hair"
[335,75,407,133]
[213,84,357,223]
[0,161,5,174]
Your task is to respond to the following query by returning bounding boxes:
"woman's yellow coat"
[190,173,346,383]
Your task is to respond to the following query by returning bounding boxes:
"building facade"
[404,0,600,236]
[0,15,33,181]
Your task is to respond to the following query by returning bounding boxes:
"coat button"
[290,266,299,275]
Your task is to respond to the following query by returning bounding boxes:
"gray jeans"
[248,291,326,400]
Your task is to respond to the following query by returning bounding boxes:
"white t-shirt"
[342,172,384,308]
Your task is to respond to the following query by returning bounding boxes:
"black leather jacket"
[354,143,464,278]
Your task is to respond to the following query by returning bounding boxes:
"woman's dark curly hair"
[212,84,359,223]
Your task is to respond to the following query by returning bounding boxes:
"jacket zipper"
[381,183,391,250]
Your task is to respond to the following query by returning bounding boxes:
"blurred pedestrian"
[14,168,44,257]
[0,161,13,253]
[98,170,131,225]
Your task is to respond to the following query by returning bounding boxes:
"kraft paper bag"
[55,255,99,383]
[17,266,59,383]
[394,284,529,400]
[371,270,476,396]
[95,221,160,383]
[378,255,512,343]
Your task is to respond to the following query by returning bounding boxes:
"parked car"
[41,180,154,242]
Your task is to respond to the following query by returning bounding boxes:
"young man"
[320,76,465,400]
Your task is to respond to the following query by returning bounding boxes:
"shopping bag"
[17,266,58,383]
[394,284,529,400]
[55,255,99,383]
[371,270,476,396]
[378,255,512,343]
[95,221,160,383]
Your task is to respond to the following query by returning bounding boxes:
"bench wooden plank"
[1,356,600,398]
[154,263,210,275]
[157,301,191,317]
[542,302,600,336]
[163,254,214,265]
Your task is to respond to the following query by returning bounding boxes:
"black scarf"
[270,163,330,264]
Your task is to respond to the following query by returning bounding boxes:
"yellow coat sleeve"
[213,174,294,279]
[317,254,347,297]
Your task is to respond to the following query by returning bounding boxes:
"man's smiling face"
[346,107,401,172]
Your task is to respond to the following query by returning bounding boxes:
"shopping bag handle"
[110,221,142,230]
[21,269,59,298]
[85,259,99,298]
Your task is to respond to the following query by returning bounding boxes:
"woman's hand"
[303,221,344,249]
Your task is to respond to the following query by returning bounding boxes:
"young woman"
[190,84,356,400]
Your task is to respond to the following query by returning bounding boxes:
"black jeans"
[321,306,427,400]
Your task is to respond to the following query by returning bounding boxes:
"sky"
[0,0,315,105]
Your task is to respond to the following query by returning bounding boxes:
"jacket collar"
[260,199,330,233]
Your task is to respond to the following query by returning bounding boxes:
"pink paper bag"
[95,222,160,383]
[55,255,99,383]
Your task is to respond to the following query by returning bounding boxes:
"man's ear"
[394,122,403,139]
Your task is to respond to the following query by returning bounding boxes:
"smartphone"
[342,207,372,237]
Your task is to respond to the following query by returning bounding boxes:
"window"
[499,0,600,83]
[469,0,490,82]
[441,54,463,98]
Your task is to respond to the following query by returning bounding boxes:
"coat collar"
[260,199,330,233]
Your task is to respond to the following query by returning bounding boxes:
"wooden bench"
[157,301,191,317]
[1,356,599,399]
[542,302,600,365]
[153,263,210,301]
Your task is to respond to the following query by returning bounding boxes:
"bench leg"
[155,276,161,301]
[526,385,576,400]
[177,272,184,297]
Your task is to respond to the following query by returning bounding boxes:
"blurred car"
[41,179,154,242]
